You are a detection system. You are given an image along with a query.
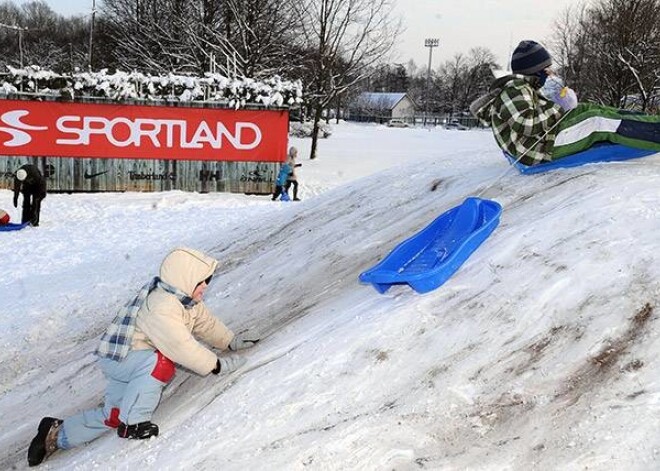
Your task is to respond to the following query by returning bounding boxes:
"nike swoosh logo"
[84,170,108,179]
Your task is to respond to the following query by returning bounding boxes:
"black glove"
[211,356,246,375]
[229,335,260,351]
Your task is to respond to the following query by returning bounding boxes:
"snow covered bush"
[0,66,303,109]
[289,121,332,138]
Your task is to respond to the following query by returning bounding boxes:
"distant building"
[348,92,417,124]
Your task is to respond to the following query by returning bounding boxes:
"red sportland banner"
[0,99,289,162]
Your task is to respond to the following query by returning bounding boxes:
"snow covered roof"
[354,92,410,110]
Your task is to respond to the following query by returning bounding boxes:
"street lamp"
[88,0,97,70]
[424,38,439,126]
[0,22,28,68]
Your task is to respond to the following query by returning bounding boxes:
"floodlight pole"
[424,38,439,126]
[88,0,97,70]
[18,26,24,68]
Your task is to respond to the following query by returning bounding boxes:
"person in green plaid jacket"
[471,40,660,167]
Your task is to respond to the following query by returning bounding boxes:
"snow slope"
[0,123,659,470]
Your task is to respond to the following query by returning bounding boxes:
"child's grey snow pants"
[58,349,174,449]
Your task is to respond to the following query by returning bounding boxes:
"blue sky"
[44,0,580,70]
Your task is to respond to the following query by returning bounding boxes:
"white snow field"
[0,122,658,470]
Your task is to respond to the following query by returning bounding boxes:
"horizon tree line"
[0,0,656,158]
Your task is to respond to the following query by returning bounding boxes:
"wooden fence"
[0,156,277,194]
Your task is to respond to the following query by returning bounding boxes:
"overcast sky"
[391,0,582,70]
[44,0,580,71]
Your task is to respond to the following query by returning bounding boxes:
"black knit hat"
[511,40,552,75]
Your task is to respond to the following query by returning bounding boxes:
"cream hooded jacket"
[131,248,234,375]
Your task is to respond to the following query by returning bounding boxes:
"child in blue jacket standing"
[271,161,292,201]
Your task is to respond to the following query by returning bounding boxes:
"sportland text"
[0,110,263,150]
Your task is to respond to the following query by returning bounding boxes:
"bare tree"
[0,1,90,71]
[101,0,200,73]
[553,0,660,110]
[438,53,467,117]
[218,0,299,77]
[434,48,497,117]
[101,0,300,77]
[548,4,588,86]
[461,48,498,110]
[367,63,409,92]
[293,0,401,159]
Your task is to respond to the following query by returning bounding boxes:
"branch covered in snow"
[0,65,303,108]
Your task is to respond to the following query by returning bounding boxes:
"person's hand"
[555,87,578,111]
[540,75,577,110]
[211,356,247,374]
[229,335,260,351]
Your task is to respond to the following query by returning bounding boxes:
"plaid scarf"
[96,277,197,361]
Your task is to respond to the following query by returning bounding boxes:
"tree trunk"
[309,104,323,160]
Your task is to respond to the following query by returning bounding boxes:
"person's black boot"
[117,421,159,439]
[27,417,62,467]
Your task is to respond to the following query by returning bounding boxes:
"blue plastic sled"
[0,222,30,232]
[359,197,502,294]
[506,143,657,174]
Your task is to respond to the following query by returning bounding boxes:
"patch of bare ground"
[472,324,580,381]
[468,391,537,431]
[555,303,654,405]
[508,325,569,376]
[464,305,653,434]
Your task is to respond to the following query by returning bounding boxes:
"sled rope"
[476,112,570,198]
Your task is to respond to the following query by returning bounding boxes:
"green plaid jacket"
[471,75,563,165]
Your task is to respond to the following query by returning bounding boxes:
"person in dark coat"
[13,164,47,226]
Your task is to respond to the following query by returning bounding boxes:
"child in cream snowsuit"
[27,247,259,467]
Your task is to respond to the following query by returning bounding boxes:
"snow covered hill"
[1,123,658,470]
